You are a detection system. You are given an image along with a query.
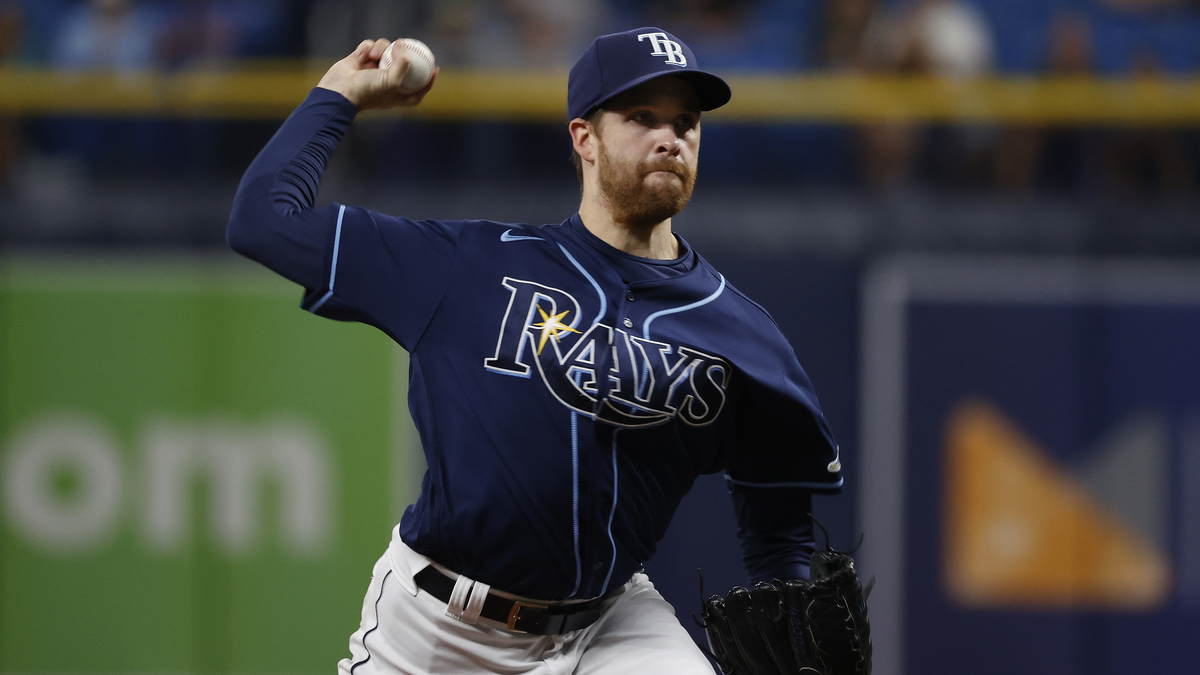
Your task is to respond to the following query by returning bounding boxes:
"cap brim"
[584,69,731,119]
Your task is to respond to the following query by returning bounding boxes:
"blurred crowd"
[1,0,1200,199]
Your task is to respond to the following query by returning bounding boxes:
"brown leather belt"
[413,566,607,635]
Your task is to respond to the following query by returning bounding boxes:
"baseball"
[380,38,435,94]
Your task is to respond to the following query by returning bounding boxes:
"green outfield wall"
[0,254,416,674]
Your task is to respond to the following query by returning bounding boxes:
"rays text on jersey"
[484,277,730,428]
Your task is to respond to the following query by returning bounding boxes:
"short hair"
[570,107,604,184]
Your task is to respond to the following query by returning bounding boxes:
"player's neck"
[577,198,679,260]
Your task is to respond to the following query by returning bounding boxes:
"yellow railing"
[4,66,1200,124]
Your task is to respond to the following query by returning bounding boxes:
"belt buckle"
[506,600,548,633]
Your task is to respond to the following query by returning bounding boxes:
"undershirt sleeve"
[730,484,815,582]
[227,87,459,349]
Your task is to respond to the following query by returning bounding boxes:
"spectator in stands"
[416,0,609,185]
[154,0,238,70]
[647,0,747,57]
[58,0,284,71]
[644,0,753,68]
[307,0,427,63]
[993,11,1194,197]
[427,0,606,68]
[852,0,996,190]
[0,0,21,186]
[1100,49,1194,196]
[0,2,18,60]
[48,1,165,178]
[55,0,158,71]
[870,0,993,78]
[846,0,920,190]
[821,0,878,70]
[992,11,1101,193]
[634,0,808,70]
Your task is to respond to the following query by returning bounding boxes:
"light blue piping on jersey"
[642,273,726,339]
[600,429,620,595]
[558,244,604,598]
[724,474,845,490]
[637,273,727,398]
[569,407,583,597]
[558,243,606,326]
[308,204,346,313]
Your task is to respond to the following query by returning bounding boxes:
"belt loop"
[446,575,475,622]
[463,580,490,623]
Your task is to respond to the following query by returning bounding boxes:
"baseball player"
[227,27,844,675]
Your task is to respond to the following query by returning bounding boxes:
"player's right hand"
[317,39,437,111]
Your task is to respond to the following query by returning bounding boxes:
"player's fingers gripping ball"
[380,38,436,94]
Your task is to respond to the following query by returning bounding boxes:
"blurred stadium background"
[2,1,1199,674]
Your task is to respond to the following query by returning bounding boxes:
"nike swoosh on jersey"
[501,229,544,242]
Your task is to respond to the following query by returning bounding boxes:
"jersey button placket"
[622,318,633,328]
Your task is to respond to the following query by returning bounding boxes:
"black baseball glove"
[696,516,873,675]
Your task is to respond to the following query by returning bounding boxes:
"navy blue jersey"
[228,88,843,600]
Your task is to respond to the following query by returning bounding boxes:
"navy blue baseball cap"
[568,27,732,121]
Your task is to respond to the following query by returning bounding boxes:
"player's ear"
[569,118,599,165]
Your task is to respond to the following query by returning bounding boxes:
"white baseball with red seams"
[380,39,435,94]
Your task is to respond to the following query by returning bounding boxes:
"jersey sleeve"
[724,316,842,492]
[227,87,460,349]
[722,302,842,582]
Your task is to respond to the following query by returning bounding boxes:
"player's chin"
[641,171,681,192]
[644,170,685,187]
[650,177,694,206]
[636,189,691,223]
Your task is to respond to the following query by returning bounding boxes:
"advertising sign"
[0,255,415,674]
[860,256,1200,675]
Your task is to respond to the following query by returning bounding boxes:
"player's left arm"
[723,323,841,582]
[700,315,871,675]
[730,482,816,583]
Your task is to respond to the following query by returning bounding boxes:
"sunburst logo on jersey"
[530,306,581,354]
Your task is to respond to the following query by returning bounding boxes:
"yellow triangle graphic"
[944,399,1171,609]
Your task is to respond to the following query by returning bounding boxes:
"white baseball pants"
[336,528,716,675]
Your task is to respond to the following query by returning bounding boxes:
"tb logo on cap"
[638,32,687,67]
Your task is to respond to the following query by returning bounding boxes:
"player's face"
[593,76,702,228]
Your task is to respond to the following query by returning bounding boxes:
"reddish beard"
[596,142,696,230]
